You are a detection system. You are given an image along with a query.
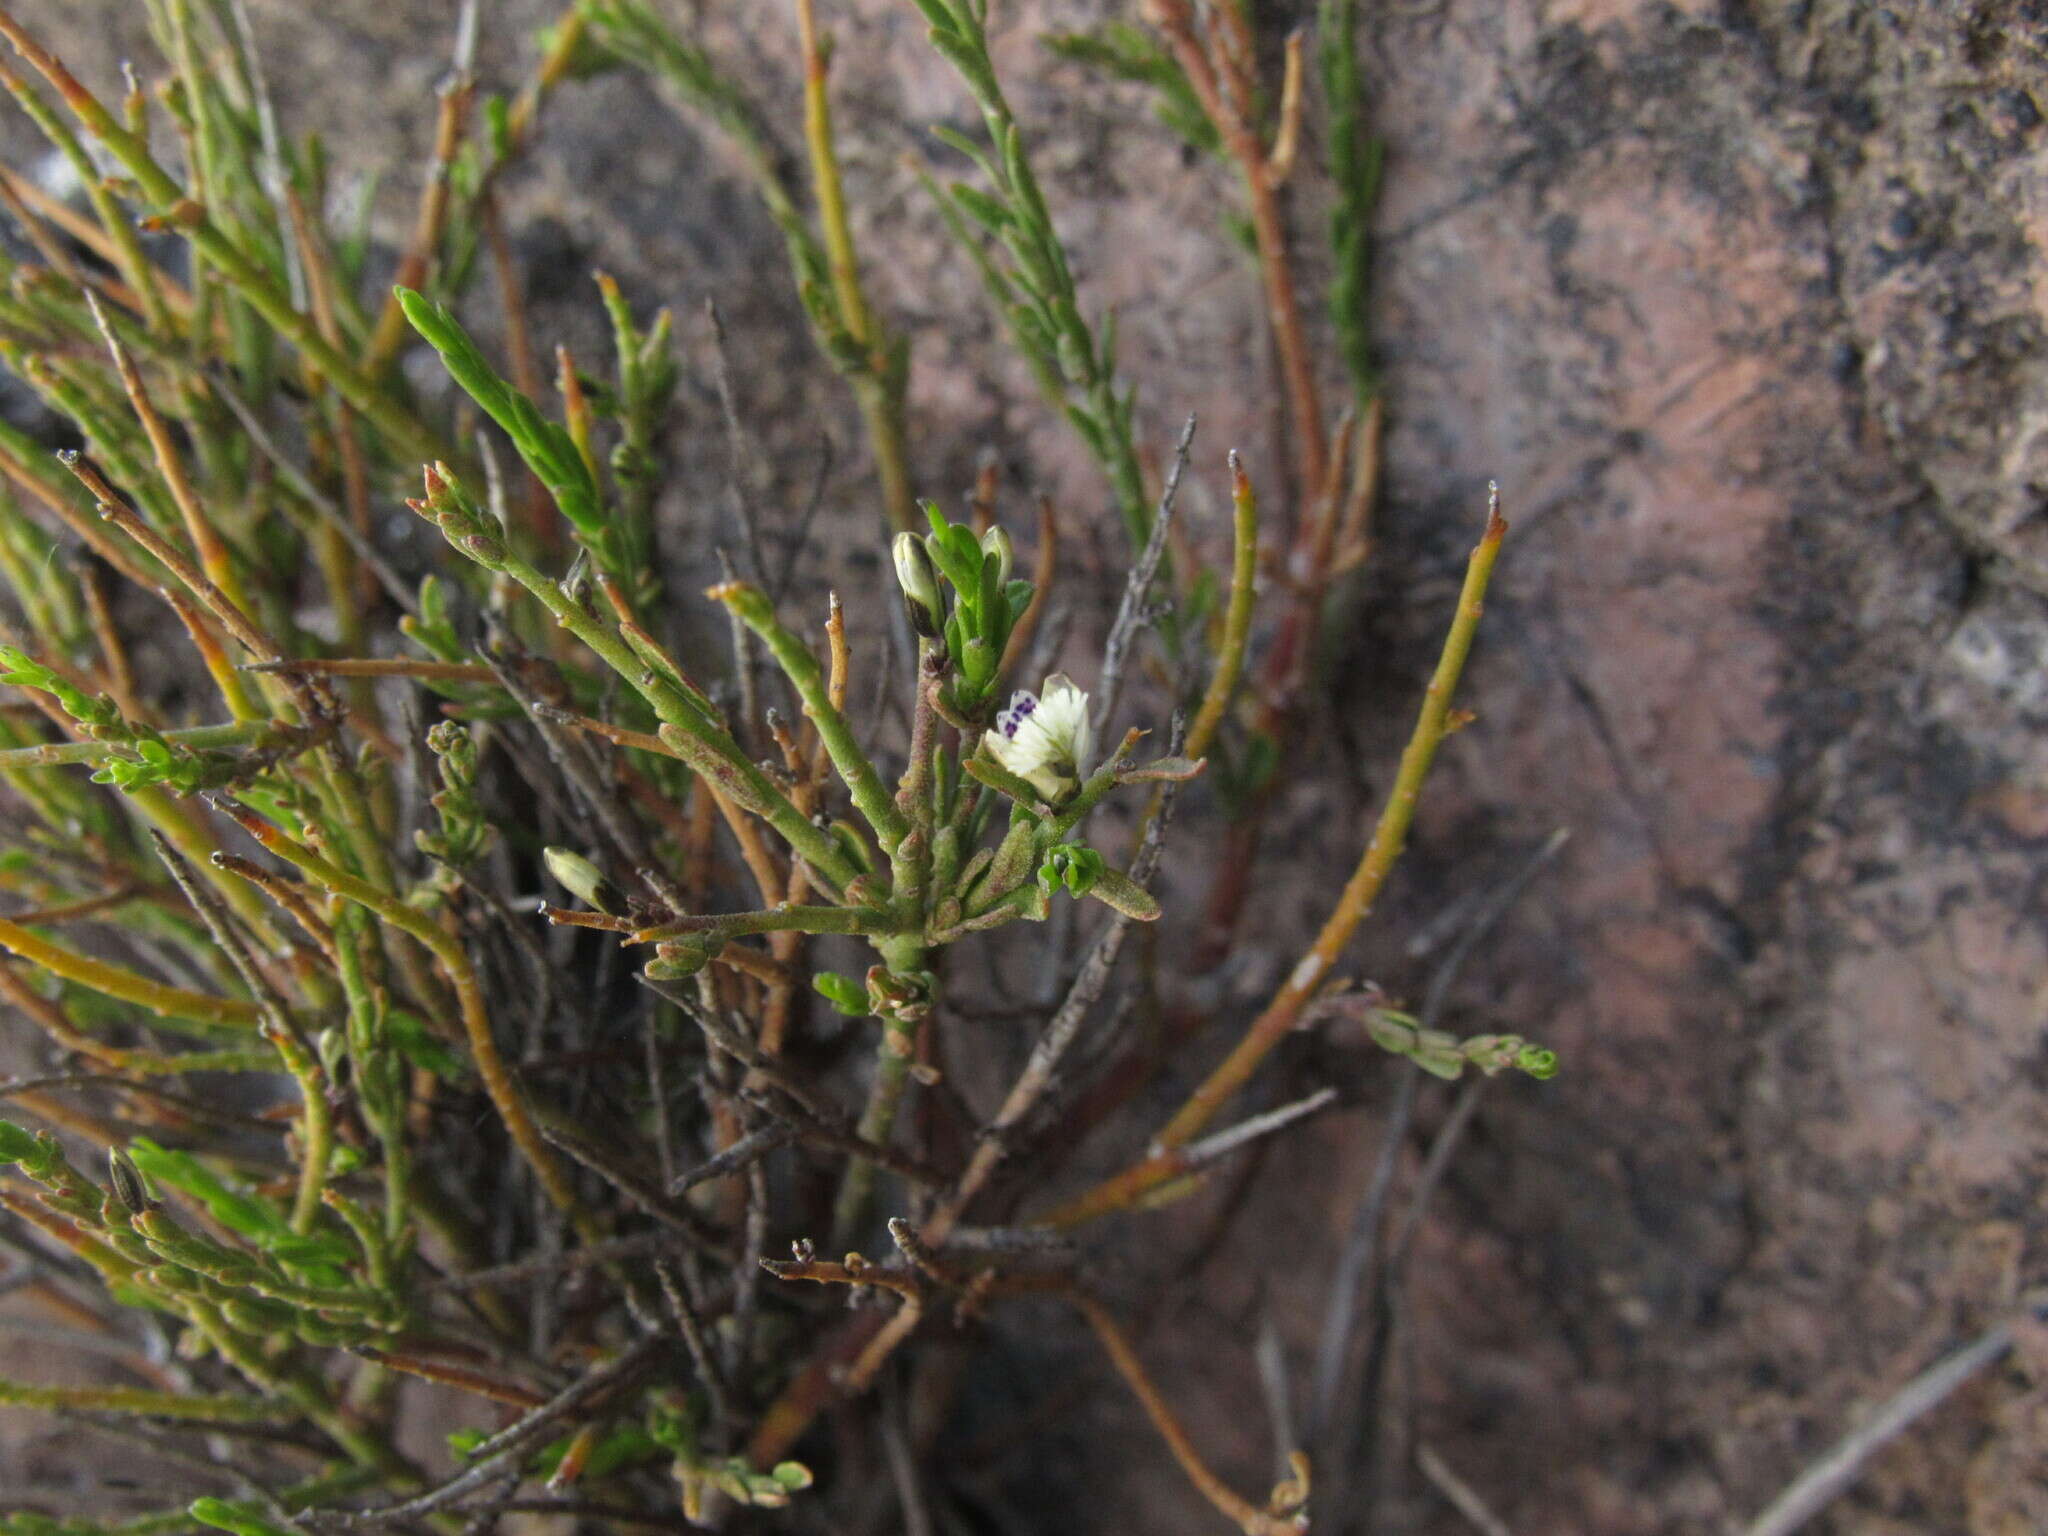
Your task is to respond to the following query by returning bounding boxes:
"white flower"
[984,674,1093,802]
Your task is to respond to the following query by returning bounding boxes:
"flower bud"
[645,940,713,982]
[980,524,1014,587]
[892,532,944,638]
[543,846,624,916]
[409,463,507,568]
[107,1148,149,1215]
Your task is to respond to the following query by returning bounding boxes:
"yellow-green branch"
[1044,490,1508,1227]
[0,916,259,1031]
[210,799,588,1237]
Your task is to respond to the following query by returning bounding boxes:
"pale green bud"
[543,846,623,916]
[892,531,944,638]
[980,524,1014,587]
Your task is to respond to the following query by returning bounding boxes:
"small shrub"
[0,2,1545,1531]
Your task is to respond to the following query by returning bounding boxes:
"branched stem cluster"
[0,7,1544,1535]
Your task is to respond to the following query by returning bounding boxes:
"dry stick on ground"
[1416,1443,1515,1536]
[763,1105,1332,1524]
[1741,1288,2048,1536]
[1040,1089,1340,1235]
[1071,1289,1309,1536]
[1043,489,1508,1228]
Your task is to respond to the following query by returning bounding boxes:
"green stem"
[853,371,916,535]
[185,1302,412,1480]
[0,56,167,333]
[0,1378,276,1421]
[334,908,410,1248]
[1043,494,1510,1227]
[1185,451,1259,759]
[475,540,862,892]
[0,7,444,470]
[0,719,267,769]
[266,1022,332,1236]
[632,904,890,943]
[830,933,929,1246]
[0,915,258,1030]
[712,579,909,852]
[797,0,914,532]
[214,799,589,1236]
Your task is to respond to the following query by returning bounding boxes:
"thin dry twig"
[654,1256,732,1443]
[318,1338,670,1526]
[668,1122,797,1196]
[1094,413,1196,736]
[1040,1088,1340,1233]
[429,1231,682,1292]
[1417,1443,1514,1536]
[1741,1289,2048,1536]
[881,1372,935,1536]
